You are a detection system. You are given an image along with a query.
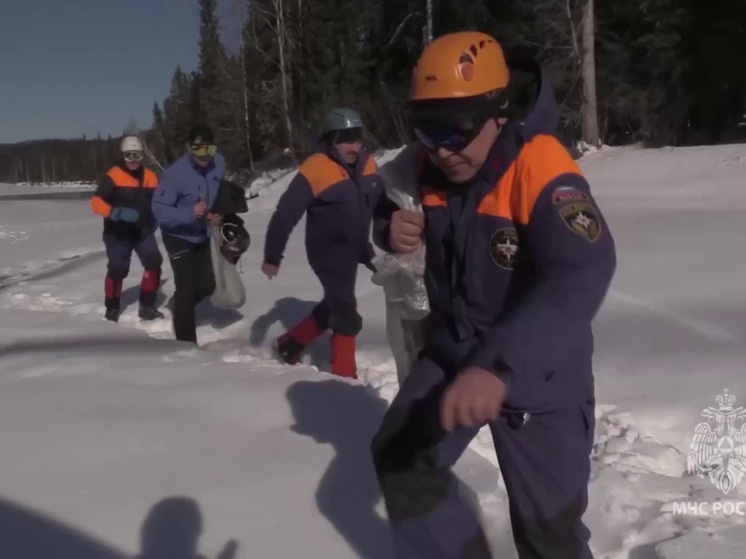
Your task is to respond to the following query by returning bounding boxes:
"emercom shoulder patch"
[489,227,520,270]
[558,201,602,242]
[552,185,589,205]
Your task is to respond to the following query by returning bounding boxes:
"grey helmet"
[323,108,363,133]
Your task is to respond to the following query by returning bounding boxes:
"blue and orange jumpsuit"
[264,142,384,377]
[371,67,616,558]
[91,164,162,312]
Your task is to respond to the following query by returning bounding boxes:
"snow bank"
[1,142,746,558]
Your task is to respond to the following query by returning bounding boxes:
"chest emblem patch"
[489,227,519,270]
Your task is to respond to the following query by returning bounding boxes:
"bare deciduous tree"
[581,0,599,147]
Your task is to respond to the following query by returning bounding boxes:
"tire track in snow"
[0,250,105,292]
[609,290,737,343]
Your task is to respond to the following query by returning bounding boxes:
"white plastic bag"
[209,225,246,309]
[370,145,430,321]
[370,145,431,384]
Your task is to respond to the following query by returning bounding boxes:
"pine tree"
[197,0,244,167]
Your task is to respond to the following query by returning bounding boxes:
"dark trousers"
[163,235,215,343]
[103,231,163,309]
[371,357,595,559]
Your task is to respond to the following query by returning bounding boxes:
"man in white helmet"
[91,135,164,322]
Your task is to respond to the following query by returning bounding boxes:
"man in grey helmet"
[262,108,385,378]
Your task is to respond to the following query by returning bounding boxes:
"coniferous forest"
[1,0,745,183]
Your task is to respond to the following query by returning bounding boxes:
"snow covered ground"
[1,143,745,558]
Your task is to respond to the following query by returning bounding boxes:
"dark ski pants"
[371,357,595,559]
[103,231,162,309]
[163,235,215,343]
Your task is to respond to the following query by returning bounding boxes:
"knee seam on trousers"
[106,267,129,280]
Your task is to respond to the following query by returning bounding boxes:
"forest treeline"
[2,0,744,183]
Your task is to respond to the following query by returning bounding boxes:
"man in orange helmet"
[371,31,616,558]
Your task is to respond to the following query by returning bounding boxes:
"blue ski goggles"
[412,120,485,152]
[409,88,510,152]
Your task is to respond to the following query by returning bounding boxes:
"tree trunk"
[237,9,254,171]
[581,0,599,147]
[426,0,433,44]
[275,0,295,160]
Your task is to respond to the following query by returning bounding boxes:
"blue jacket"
[373,63,616,412]
[151,152,226,243]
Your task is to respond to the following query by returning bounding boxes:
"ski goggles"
[123,151,144,162]
[409,88,510,152]
[412,120,486,152]
[189,143,217,157]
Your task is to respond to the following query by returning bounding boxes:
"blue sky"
[0,0,240,143]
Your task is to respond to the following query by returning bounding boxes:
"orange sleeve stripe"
[91,195,112,217]
[299,153,350,196]
[421,186,448,207]
[477,135,584,224]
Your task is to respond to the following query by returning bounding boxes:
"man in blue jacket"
[262,108,383,378]
[152,124,226,343]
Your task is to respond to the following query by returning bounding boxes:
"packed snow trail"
[1,144,746,558]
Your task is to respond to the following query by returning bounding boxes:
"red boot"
[331,333,357,379]
[276,314,326,364]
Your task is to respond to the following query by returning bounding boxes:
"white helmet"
[120,135,143,153]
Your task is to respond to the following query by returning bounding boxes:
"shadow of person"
[286,379,394,558]
[196,298,244,329]
[251,297,330,368]
[0,495,127,558]
[120,278,171,311]
[135,497,238,559]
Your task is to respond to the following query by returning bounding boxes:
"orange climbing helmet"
[409,31,510,101]
[407,32,512,150]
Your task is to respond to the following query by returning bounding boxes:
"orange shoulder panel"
[363,155,377,176]
[143,168,159,188]
[106,167,140,188]
[476,162,517,219]
[299,153,350,196]
[417,150,449,207]
[421,186,447,207]
[512,134,584,224]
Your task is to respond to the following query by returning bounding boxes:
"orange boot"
[331,333,357,379]
[276,314,326,364]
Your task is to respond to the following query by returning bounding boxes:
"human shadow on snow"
[0,494,238,559]
[251,297,331,368]
[286,379,394,558]
[138,288,243,329]
[121,279,171,311]
[135,496,238,559]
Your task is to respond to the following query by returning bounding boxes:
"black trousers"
[162,235,215,343]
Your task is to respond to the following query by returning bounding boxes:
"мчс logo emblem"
[559,201,602,242]
[489,228,519,270]
[687,387,746,495]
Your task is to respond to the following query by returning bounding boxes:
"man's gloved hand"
[110,206,139,223]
